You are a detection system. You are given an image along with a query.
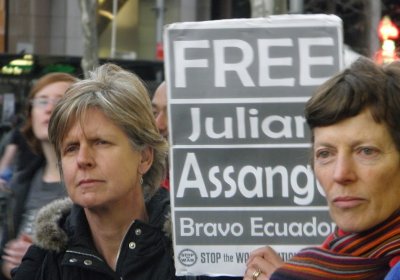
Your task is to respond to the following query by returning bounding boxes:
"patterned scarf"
[271,211,400,280]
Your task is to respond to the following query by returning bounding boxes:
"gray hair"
[48,63,168,200]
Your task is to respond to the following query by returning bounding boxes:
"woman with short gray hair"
[12,63,175,280]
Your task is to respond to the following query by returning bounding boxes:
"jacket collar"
[32,188,172,252]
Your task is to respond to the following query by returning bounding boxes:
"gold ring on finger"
[252,268,261,280]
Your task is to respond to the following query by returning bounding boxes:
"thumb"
[19,234,33,243]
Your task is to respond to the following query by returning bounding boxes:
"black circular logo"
[178,249,197,267]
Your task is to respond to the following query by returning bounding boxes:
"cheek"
[112,164,137,186]
[314,168,331,190]
[31,116,40,132]
[61,160,75,187]
[113,158,141,187]
[373,166,400,196]
[31,113,46,135]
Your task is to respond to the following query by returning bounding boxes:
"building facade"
[5,0,215,60]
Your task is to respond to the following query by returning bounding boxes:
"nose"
[155,111,168,132]
[44,101,57,113]
[332,153,356,184]
[76,145,95,169]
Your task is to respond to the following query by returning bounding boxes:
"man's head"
[152,81,168,139]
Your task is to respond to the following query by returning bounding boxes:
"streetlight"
[375,16,399,64]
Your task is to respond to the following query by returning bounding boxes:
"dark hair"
[305,57,400,151]
[21,72,78,154]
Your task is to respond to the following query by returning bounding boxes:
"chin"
[337,224,360,233]
[72,195,100,209]
[331,212,364,233]
[335,218,373,233]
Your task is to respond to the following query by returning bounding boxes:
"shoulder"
[11,245,48,280]
[148,187,170,208]
[12,243,64,280]
[33,197,73,252]
[10,157,45,184]
[385,261,400,280]
[146,188,172,237]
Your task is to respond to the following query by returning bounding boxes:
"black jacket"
[12,188,178,280]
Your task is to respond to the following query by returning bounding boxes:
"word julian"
[188,107,307,142]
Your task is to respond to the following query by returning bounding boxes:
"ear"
[139,146,153,175]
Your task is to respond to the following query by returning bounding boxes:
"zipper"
[65,249,105,262]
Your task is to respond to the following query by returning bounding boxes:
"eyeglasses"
[30,97,62,108]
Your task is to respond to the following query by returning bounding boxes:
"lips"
[332,196,365,208]
[78,179,104,187]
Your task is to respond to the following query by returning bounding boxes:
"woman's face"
[313,109,400,232]
[31,81,71,141]
[60,108,153,209]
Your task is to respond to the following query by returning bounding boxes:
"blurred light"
[378,16,398,40]
[375,16,399,64]
[1,54,34,75]
[99,9,114,20]
[156,42,164,61]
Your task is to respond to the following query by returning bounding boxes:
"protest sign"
[164,14,344,276]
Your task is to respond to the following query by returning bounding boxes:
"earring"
[140,177,144,185]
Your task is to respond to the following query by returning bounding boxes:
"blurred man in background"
[152,81,169,190]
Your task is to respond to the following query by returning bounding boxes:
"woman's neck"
[85,202,148,270]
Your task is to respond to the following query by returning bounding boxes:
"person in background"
[0,72,77,280]
[12,63,178,279]
[151,81,241,279]
[244,57,400,280]
[0,127,37,190]
[152,81,168,140]
[152,81,170,190]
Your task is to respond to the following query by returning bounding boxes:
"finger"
[247,255,282,278]
[259,246,277,259]
[4,246,27,259]
[261,246,284,268]
[247,246,270,264]
[2,261,17,278]
[17,240,32,251]
[6,238,31,252]
[249,246,283,268]
[2,255,21,266]
[19,234,33,243]
[244,267,266,280]
[4,239,18,249]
